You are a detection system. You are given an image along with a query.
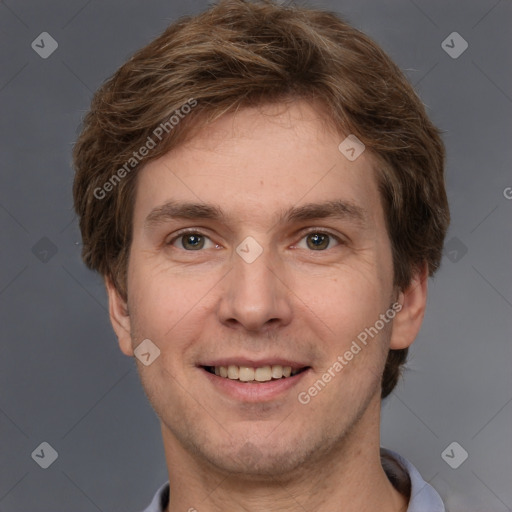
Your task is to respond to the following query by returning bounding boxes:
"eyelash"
[295,228,344,247]
[167,228,219,250]
[166,228,344,250]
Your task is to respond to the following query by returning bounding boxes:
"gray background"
[1,0,511,511]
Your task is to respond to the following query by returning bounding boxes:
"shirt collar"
[141,449,445,512]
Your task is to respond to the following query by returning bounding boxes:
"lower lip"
[201,368,310,402]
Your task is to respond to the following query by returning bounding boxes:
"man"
[72,1,449,510]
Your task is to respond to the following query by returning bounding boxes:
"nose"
[216,246,293,333]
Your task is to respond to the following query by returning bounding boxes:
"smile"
[200,361,311,401]
[203,364,307,382]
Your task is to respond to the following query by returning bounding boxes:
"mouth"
[199,360,311,402]
[202,364,310,382]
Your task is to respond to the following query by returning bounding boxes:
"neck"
[162,395,408,512]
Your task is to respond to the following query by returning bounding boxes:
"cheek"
[293,262,390,337]
[126,254,215,344]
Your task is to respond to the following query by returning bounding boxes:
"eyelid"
[165,227,346,249]
[166,228,218,248]
[294,227,346,246]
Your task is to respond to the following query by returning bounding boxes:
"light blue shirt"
[140,448,444,512]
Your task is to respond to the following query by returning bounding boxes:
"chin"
[205,441,312,480]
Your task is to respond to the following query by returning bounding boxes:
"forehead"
[132,100,383,229]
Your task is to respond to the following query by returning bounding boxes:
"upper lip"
[199,358,310,370]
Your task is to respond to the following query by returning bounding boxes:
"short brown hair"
[72,0,450,398]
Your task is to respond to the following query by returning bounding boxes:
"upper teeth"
[213,365,296,382]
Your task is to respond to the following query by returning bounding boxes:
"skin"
[106,100,428,512]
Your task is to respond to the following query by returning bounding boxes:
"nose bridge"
[218,242,292,331]
[237,250,278,301]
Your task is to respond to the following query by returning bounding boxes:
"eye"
[296,231,341,251]
[169,232,216,251]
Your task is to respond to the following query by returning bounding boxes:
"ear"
[389,263,428,350]
[104,276,134,357]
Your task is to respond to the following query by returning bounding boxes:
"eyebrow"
[144,199,367,229]
[282,200,366,226]
[144,201,226,228]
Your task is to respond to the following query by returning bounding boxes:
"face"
[108,100,423,478]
